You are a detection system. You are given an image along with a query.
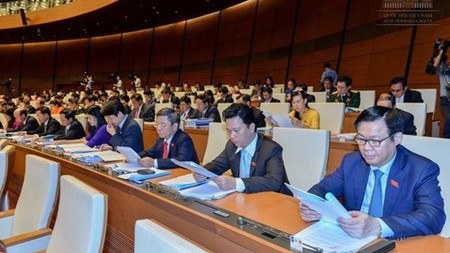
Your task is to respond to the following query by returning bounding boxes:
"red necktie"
[163,141,169,159]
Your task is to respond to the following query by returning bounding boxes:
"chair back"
[134,118,144,132]
[274,84,285,93]
[75,114,87,131]
[217,103,232,122]
[309,102,345,134]
[155,103,173,114]
[47,175,107,253]
[396,103,427,136]
[414,88,437,114]
[272,93,286,102]
[0,145,14,211]
[309,92,326,103]
[12,155,60,236]
[134,219,207,253]
[0,114,8,130]
[355,90,375,110]
[273,128,329,190]
[260,103,290,116]
[202,122,228,165]
[401,135,450,238]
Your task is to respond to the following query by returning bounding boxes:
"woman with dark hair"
[3,108,15,131]
[264,75,275,88]
[289,91,320,129]
[204,90,215,105]
[83,105,111,147]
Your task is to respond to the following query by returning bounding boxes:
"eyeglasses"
[354,134,393,147]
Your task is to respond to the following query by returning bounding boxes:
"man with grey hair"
[138,107,199,169]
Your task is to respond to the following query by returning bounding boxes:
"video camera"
[426,38,450,74]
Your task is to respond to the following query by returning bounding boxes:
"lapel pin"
[390,179,399,188]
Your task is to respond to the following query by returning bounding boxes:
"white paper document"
[116,146,141,164]
[170,159,219,178]
[285,183,350,224]
[291,221,377,253]
[180,180,236,200]
[72,150,126,163]
[160,174,208,190]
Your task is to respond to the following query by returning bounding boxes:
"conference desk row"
[6,142,450,252]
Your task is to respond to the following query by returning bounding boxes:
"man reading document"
[138,108,199,169]
[300,106,445,239]
[194,103,291,195]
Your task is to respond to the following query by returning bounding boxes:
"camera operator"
[432,39,450,138]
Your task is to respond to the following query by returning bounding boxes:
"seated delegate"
[300,106,445,239]
[195,103,291,195]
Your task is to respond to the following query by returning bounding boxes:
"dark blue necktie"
[368,169,384,217]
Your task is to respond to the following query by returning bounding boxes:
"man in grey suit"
[130,93,154,122]
[195,103,291,195]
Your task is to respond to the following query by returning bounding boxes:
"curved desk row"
[6,143,450,252]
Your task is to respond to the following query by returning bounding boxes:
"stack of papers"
[160,174,236,200]
[72,150,126,163]
[286,184,377,252]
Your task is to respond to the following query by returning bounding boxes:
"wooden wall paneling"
[213,0,257,85]
[120,29,152,88]
[88,34,121,88]
[21,41,56,93]
[0,43,22,96]
[54,38,89,88]
[180,12,219,86]
[340,0,412,93]
[149,22,185,85]
[246,0,297,85]
[289,0,347,90]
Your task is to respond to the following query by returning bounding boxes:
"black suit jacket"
[139,129,199,169]
[252,107,266,128]
[28,117,61,136]
[18,116,39,132]
[109,116,144,153]
[403,89,424,103]
[215,95,234,105]
[131,103,155,122]
[203,105,221,122]
[56,119,86,140]
[264,97,281,103]
[204,134,291,195]
[162,96,180,108]
[182,107,201,120]
[396,108,417,135]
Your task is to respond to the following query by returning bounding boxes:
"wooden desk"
[6,144,450,252]
[143,123,209,163]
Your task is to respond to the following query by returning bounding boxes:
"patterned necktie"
[163,141,169,159]
[239,149,251,178]
[368,169,384,217]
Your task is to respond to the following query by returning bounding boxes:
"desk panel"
[6,144,450,252]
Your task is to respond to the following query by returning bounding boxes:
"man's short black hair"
[337,75,352,87]
[390,76,407,87]
[131,93,143,102]
[60,108,75,120]
[324,62,332,68]
[236,94,251,103]
[101,99,126,116]
[156,107,180,126]
[180,96,191,105]
[222,103,255,128]
[354,106,404,139]
[219,86,229,94]
[36,106,50,116]
[262,87,273,95]
[196,94,210,105]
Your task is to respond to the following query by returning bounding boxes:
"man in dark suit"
[55,109,86,140]
[160,88,180,108]
[236,94,266,128]
[100,99,144,153]
[195,103,291,195]
[138,108,199,169]
[214,86,234,105]
[28,106,61,136]
[389,76,423,103]
[376,93,417,135]
[320,76,337,100]
[261,87,281,103]
[195,94,221,122]
[13,108,39,133]
[300,107,445,239]
[130,93,155,122]
[179,96,201,120]
[327,75,360,108]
